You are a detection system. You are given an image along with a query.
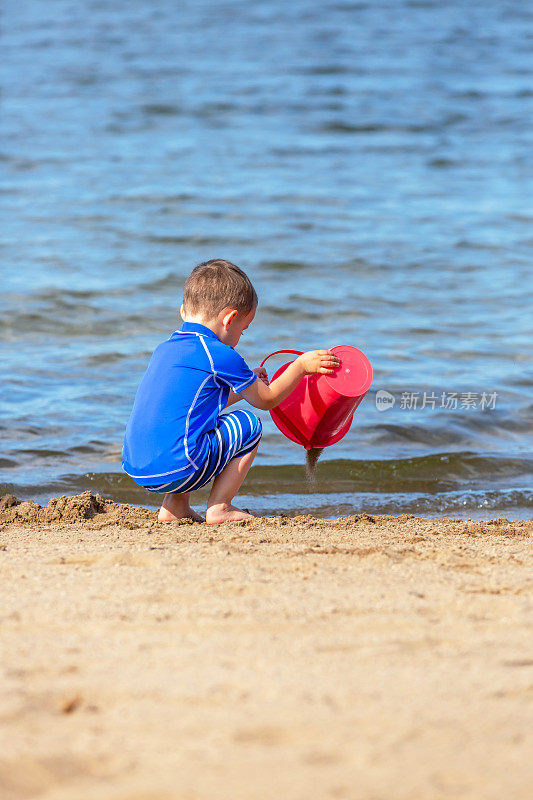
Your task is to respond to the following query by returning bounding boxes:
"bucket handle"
[259,349,303,369]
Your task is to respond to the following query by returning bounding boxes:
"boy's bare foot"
[205,503,254,525]
[158,507,204,523]
[157,492,204,523]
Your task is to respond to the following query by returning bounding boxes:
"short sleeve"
[213,345,257,393]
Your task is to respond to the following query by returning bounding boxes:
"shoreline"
[1,492,532,799]
[1,489,531,526]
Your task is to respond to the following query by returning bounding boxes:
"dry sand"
[1,491,532,800]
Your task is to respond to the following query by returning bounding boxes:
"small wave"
[427,158,458,168]
[455,240,504,251]
[299,65,353,75]
[258,259,309,272]
[107,192,194,204]
[145,234,253,246]
[316,115,468,135]
[235,488,533,520]
[140,104,184,116]
[15,449,69,458]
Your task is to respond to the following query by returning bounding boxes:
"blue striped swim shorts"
[144,409,262,494]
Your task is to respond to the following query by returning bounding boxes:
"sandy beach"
[1,492,532,799]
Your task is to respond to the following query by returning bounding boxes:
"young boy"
[121,259,339,524]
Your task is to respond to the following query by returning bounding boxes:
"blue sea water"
[1,0,532,518]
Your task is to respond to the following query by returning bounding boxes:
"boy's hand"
[297,350,340,376]
[242,351,339,411]
[253,366,269,385]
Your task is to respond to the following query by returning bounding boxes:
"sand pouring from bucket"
[259,345,373,451]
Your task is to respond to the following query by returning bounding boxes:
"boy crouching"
[122,259,339,523]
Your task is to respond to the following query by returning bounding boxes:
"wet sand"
[1,492,532,799]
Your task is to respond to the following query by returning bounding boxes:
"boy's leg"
[158,491,204,523]
[206,442,259,524]
[155,409,261,525]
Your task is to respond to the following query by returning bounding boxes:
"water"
[1,0,532,519]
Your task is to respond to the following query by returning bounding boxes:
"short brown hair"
[183,259,257,319]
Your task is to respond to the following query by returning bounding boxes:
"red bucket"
[260,345,373,450]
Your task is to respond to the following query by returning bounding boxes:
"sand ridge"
[1,492,532,799]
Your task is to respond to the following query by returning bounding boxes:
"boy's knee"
[247,411,262,439]
[235,409,262,442]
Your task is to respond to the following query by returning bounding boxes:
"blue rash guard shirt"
[121,322,257,486]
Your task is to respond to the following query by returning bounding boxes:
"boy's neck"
[182,313,227,343]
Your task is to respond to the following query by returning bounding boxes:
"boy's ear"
[221,308,238,329]
[180,304,186,321]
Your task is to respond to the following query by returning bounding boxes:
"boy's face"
[221,306,256,348]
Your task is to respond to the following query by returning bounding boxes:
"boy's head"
[181,259,258,347]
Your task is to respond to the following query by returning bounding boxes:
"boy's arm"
[225,388,242,408]
[241,350,339,411]
[224,367,269,408]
